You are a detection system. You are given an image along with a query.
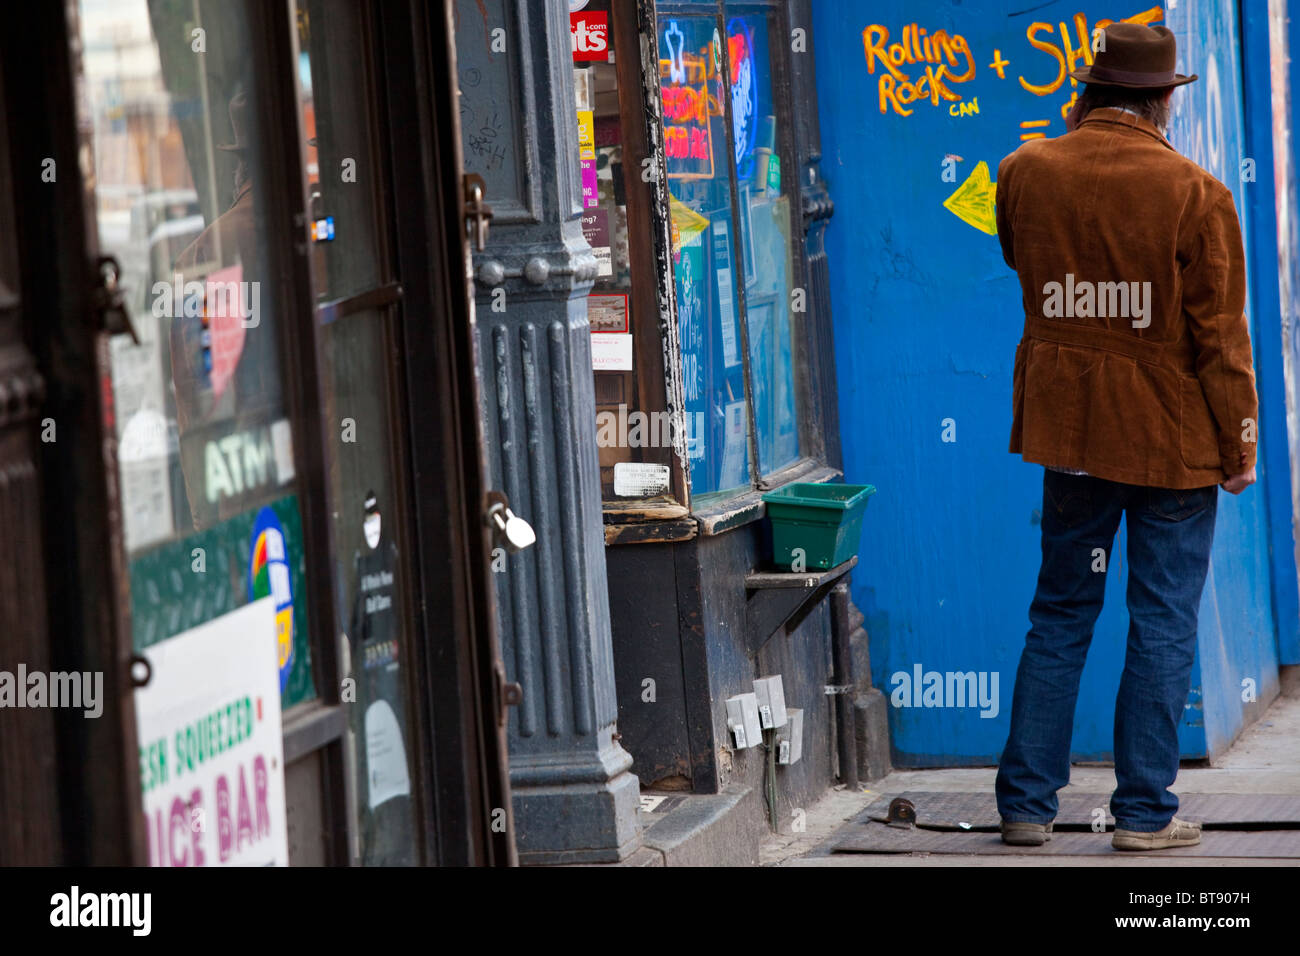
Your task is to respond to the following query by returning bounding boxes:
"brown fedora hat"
[1070,22,1197,89]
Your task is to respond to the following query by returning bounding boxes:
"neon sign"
[660,19,715,180]
[727,19,758,172]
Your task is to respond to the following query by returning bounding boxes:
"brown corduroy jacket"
[996,107,1258,489]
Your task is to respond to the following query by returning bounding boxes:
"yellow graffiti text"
[862,22,976,117]
[1019,7,1164,97]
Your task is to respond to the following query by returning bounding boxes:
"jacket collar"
[1078,106,1174,151]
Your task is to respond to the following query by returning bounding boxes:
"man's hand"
[1222,458,1256,495]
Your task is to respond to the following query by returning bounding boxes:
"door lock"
[485,491,535,553]
[463,173,494,252]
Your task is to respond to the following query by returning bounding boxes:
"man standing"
[993,22,1258,851]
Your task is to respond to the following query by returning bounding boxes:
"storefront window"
[79,0,314,869]
[80,0,316,709]
[297,0,418,865]
[296,2,383,302]
[564,1,684,506]
[725,9,800,476]
[660,13,751,500]
[572,1,817,515]
[576,13,640,498]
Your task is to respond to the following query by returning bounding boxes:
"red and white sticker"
[571,11,608,62]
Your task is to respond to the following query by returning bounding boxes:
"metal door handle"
[485,490,535,553]
[463,173,494,252]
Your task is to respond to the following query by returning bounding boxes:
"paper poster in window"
[135,598,289,867]
[128,494,317,709]
[347,492,415,865]
[712,220,740,368]
[591,333,633,371]
[577,109,595,159]
[670,197,709,462]
[582,207,613,277]
[737,182,757,288]
[718,399,749,490]
[588,292,629,332]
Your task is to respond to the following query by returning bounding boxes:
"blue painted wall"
[1249,0,1300,668]
[812,0,1285,764]
[1288,0,1300,665]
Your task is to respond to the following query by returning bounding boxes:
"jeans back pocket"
[1044,472,1092,529]
[1147,485,1215,522]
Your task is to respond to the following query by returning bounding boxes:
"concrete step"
[636,786,765,866]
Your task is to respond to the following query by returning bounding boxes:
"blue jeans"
[995,469,1218,832]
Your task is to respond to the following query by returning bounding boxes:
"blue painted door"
[812,0,1282,764]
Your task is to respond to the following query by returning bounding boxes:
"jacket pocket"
[1179,374,1221,470]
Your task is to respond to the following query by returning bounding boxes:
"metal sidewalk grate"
[821,791,1300,857]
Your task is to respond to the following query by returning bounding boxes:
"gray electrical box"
[775,707,803,765]
[753,675,788,729]
[725,692,763,749]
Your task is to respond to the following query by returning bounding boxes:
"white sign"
[713,222,740,368]
[111,312,174,553]
[718,400,749,490]
[591,332,634,371]
[365,700,411,809]
[135,598,289,867]
[614,461,671,497]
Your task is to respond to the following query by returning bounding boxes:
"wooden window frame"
[602,0,837,539]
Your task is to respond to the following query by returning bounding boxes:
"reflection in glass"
[659,14,751,499]
[575,7,661,500]
[297,0,418,865]
[295,0,383,301]
[319,309,417,866]
[78,0,315,708]
[726,11,799,476]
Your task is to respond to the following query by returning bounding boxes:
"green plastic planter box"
[761,482,876,571]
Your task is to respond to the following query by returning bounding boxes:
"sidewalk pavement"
[764,669,1300,867]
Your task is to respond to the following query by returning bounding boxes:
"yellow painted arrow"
[943,160,997,236]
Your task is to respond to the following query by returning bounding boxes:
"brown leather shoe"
[1000,820,1053,846]
[1112,817,1202,851]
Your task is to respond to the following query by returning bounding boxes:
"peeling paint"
[638,6,692,493]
